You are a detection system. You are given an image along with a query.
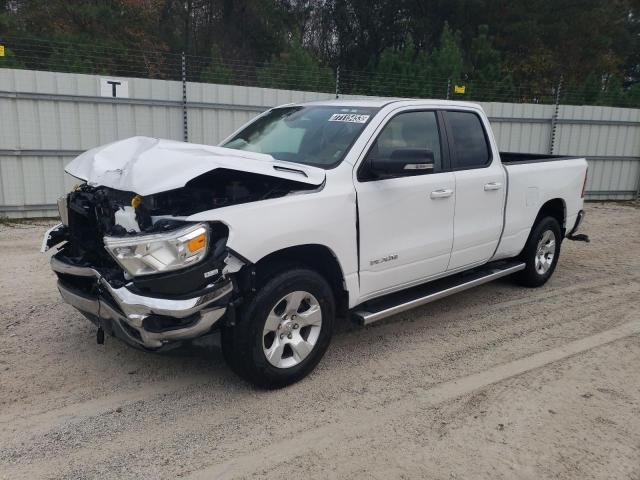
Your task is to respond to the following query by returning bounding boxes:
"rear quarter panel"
[492,158,587,260]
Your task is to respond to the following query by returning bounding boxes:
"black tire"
[221,268,335,388]
[513,216,562,287]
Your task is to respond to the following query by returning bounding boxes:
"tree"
[429,22,464,91]
[257,36,334,92]
[582,73,604,105]
[0,46,24,68]
[368,34,431,98]
[0,0,638,107]
[200,45,233,84]
[0,0,169,77]
[467,25,501,100]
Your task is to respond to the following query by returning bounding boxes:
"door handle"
[430,188,453,199]
[484,182,503,191]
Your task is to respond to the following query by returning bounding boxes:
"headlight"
[104,223,209,277]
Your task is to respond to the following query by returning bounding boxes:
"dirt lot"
[1,202,639,480]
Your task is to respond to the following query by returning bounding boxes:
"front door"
[355,110,455,298]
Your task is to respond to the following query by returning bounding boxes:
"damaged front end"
[43,183,250,350]
[43,136,325,350]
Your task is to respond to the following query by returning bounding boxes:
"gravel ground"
[0,202,639,479]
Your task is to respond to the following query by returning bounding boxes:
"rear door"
[355,109,455,298]
[443,110,506,271]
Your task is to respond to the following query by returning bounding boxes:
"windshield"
[222,106,378,168]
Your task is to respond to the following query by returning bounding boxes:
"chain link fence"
[0,36,638,217]
[1,35,639,109]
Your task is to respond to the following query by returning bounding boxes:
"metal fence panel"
[185,82,338,145]
[583,157,640,199]
[555,105,640,157]
[0,68,638,217]
[480,102,555,154]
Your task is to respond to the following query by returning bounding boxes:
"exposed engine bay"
[66,167,316,234]
[142,168,318,217]
[41,136,327,352]
[48,167,315,291]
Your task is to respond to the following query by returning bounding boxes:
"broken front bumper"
[51,255,232,350]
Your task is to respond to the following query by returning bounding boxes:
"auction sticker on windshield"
[328,113,370,123]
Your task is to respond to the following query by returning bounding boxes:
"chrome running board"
[352,261,526,325]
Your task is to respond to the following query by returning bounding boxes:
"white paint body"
[66,99,587,309]
[66,136,325,196]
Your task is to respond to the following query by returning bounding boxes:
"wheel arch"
[252,244,349,316]
[536,198,567,236]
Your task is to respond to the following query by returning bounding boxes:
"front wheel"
[513,216,562,287]
[221,268,335,388]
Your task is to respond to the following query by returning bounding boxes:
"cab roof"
[293,98,483,110]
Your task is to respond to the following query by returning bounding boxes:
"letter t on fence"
[106,81,121,97]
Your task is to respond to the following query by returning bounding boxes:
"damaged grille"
[58,184,233,294]
[61,185,133,282]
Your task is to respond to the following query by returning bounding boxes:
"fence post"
[446,78,451,100]
[548,75,563,154]
[181,51,188,142]
[335,65,340,99]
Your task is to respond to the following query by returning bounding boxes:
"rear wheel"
[221,268,335,388]
[514,216,562,287]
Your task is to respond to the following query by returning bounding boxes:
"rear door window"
[445,111,491,169]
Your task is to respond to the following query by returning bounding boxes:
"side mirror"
[369,149,435,176]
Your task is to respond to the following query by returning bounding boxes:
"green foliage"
[0,0,638,107]
[365,34,431,97]
[429,23,464,87]
[257,38,334,92]
[201,46,233,85]
[627,83,640,107]
[0,46,24,68]
[601,75,629,107]
[464,26,520,102]
[470,25,501,84]
[364,27,465,99]
[582,74,604,105]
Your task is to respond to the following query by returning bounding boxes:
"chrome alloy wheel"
[535,229,556,275]
[262,291,323,369]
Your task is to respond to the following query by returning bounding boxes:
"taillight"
[581,167,588,198]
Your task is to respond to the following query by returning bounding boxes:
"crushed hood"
[65,136,326,196]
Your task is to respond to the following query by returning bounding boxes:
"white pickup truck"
[43,99,589,388]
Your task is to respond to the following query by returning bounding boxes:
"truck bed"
[500,152,577,165]
[493,154,588,262]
